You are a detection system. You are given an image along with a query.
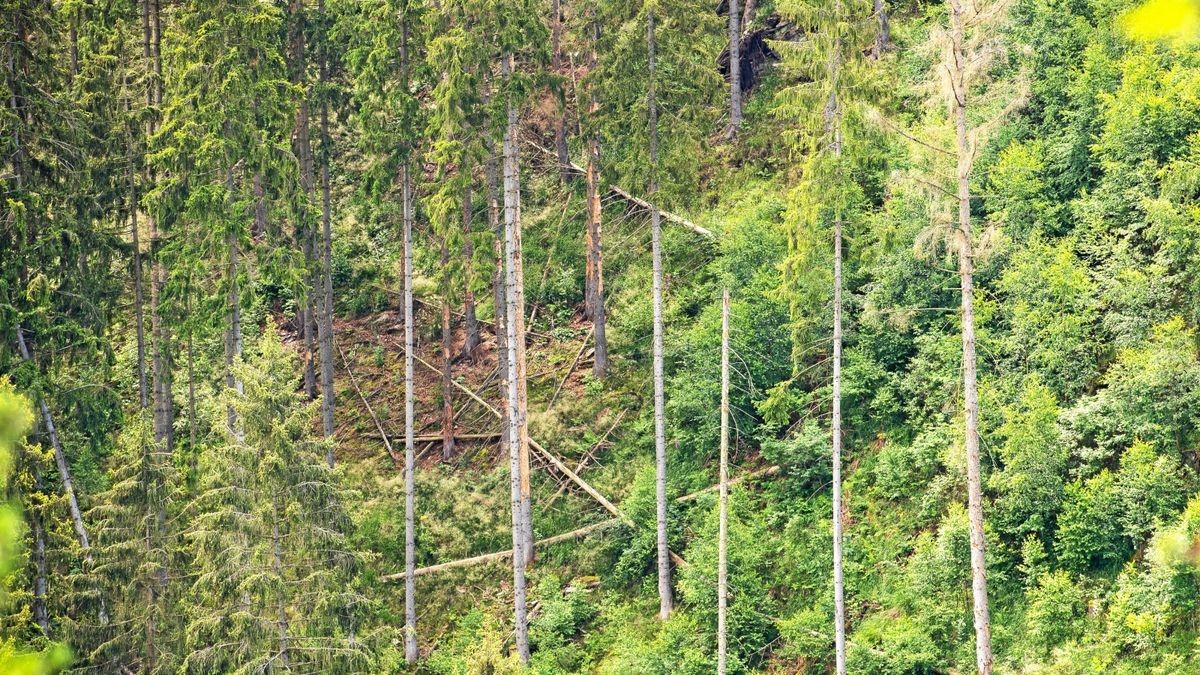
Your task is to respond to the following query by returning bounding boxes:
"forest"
[3,0,1200,672]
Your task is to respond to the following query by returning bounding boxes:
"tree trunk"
[488,119,512,489]
[949,0,992,671]
[551,0,570,183]
[144,0,173,455]
[502,53,532,666]
[585,13,608,378]
[128,153,149,410]
[872,0,891,60]
[647,8,673,620]
[401,15,419,666]
[402,162,419,665]
[225,164,244,441]
[727,0,743,137]
[441,239,456,461]
[827,20,847,673]
[717,288,730,674]
[743,0,758,30]
[313,0,336,463]
[462,185,481,358]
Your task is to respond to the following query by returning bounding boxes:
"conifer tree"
[774,0,885,666]
[591,0,720,621]
[86,412,177,673]
[183,328,370,672]
[339,0,426,661]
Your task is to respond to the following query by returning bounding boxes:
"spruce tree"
[86,412,178,673]
[182,328,370,672]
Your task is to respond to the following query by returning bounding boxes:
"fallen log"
[413,351,686,568]
[384,465,778,579]
[383,519,621,580]
[337,341,401,468]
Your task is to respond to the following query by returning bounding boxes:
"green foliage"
[182,328,375,672]
[0,382,69,673]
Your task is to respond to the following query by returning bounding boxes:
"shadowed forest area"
[4,0,1200,672]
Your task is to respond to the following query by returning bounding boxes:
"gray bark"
[585,12,608,378]
[502,53,532,666]
[318,7,336,459]
[718,289,730,674]
[872,0,891,60]
[441,239,456,461]
[401,15,419,666]
[827,20,847,673]
[948,0,992,670]
[648,8,673,620]
[403,161,418,665]
[727,0,743,136]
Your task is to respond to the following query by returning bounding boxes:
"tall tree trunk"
[551,0,570,182]
[401,15,419,666]
[948,0,992,671]
[717,288,730,675]
[317,0,336,462]
[727,0,743,137]
[144,0,173,455]
[130,158,148,410]
[488,124,511,487]
[585,12,608,378]
[462,185,481,358]
[16,326,107,625]
[647,8,673,620]
[502,53,532,666]
[402,161,419,665]
[225,164,244,441]
[827,19,848,673]
[872,0,891,60]
[441,240,456,461]
[289,0,316,406]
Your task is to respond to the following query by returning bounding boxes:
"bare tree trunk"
[488,118,511,479]
[462,185,481,358]
[318,1,336,459]
[726,0,743,137]
[402,162,419,665]
[584,12,608,378]
[872,0,891,60]
[502,53,532,666]
[551,0,570,182]
[400,15,419,665]
[948,0,992,671]
[717,288,730,674]
[826,19,848,672]
[441,240,456,461]
[647,8,673,620]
